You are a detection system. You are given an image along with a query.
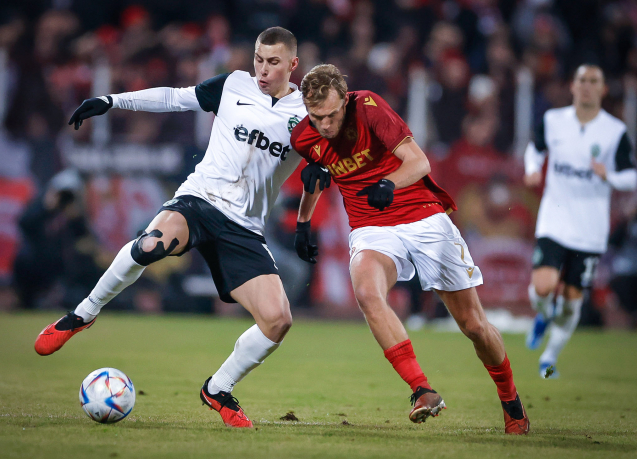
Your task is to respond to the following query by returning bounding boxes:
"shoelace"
[409,386,436,406]
[57,312,83,332]
[206,390,243,412]
[221,395,243,411]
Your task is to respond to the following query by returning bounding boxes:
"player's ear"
[289,56,299,73]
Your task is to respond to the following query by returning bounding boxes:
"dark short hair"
[257,27,297,56]
[575,64,605,81]
[301,64,348,107]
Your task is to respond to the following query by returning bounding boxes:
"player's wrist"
[379,178,395,190]
[296,220,311,232]
[97,95,114,107]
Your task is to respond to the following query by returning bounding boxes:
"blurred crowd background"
[1,0,636,328]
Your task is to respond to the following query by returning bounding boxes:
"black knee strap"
[131,229,180,266]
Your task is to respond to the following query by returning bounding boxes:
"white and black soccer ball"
[79,368,135,423]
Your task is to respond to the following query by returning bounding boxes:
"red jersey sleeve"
[360,91,413,152]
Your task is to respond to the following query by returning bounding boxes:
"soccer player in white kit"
[524,65,637,378]
[34,27,308,428]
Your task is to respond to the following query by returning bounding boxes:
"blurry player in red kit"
[290,64,529,434]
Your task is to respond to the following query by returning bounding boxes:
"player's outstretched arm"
[68,87,202,130]
[294,188,323,264]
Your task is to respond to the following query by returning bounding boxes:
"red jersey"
[291,91,456,230]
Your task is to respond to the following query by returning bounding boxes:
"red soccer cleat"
[34,312,95,356]
[200,377,253,428]
[409,386,446,424]
[502,393,530,435]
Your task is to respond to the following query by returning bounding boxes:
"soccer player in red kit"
[290,64,529,434]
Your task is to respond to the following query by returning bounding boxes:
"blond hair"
[300,64,348,107]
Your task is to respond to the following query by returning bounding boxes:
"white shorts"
[348,213,483,292]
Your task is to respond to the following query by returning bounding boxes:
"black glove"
[356,178,395,211]
[301,161,331,193]
[294,221,318,264]
[68,96,113,130]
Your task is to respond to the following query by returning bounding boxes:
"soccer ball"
[79,368,136,423]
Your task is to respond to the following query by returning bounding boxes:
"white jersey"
[111,70,307,235]
[525,106,636,253]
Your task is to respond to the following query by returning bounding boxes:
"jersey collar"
[570,104,605,129]
[251,77,300,106]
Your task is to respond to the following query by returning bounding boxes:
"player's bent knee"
[131,229,181,266]
[532,270,559,297]
[459,318,487,342]
[262,309,292,341]
[533,282,555,298]
[354,286,384,311]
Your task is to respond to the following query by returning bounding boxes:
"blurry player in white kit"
[34,27,308,427]
[524,65,637,378]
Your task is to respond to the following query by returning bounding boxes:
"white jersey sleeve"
[524,143,546,175]
[524,116,547,175]
[110,73,231,113]
[111,86,201,112]
[605,130,637,191]
[607,169,637,190]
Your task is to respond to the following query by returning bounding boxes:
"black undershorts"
[532,237,601,289]
[160,195,278,303]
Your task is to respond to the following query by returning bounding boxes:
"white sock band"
[528,284,554,317]
[540,297,583,365]
[75,241,145,318]
[209,324,280,394]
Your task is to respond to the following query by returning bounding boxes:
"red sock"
[384,340,432,392]
[484,354,517,402]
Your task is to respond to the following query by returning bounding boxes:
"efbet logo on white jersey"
[553,162,593,180]
[233,124,292,160]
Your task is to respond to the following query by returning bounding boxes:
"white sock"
[74,241,145,322]
[553,295,565,318]
[208,324,280,394]
[540,297,583,365]
[528,284,554,318]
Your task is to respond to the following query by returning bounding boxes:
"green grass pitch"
[1,313,636,459]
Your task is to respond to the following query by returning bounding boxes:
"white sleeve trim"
[606,169,637,191]
[524,142,546,175]
[111,87,200,112]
